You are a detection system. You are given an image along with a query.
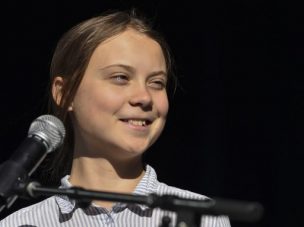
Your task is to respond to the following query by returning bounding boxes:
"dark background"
[0,1,303,227]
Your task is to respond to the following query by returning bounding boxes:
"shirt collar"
[54,164,160,214]
[54,175,76,214]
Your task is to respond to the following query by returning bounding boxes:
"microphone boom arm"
[17,181,263,226]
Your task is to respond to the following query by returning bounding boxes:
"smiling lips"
[120,119,153,128]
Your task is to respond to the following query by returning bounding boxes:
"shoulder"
[0,197,57,226]
[156,183,231,227]
[156,181,209,200]
[147,166,231,227]
[144,165,209,200]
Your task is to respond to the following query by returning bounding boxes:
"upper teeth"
[128,120,147,126]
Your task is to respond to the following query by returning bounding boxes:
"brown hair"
[45,9,176,184]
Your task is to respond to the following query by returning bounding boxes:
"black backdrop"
[1,1,303,227]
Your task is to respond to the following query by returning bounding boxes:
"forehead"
[88,29,167,71]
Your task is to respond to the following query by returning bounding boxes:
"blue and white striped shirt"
[0,165,230,226]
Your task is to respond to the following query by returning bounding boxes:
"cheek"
[73,86,125,116]
[156,93,169,118]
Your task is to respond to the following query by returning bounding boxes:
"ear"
[52,76,64,106]
[52,76,74,111]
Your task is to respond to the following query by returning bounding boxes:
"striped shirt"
[0,165,230,227]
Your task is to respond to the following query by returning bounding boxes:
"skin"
[52,29,169,209]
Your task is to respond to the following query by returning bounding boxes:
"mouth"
[119,119,153,127]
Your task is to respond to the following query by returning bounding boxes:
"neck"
[69,155,145,193]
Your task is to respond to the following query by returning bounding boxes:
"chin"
[122,142,150,156]
[125,146,148,155]
[113,136,157,159]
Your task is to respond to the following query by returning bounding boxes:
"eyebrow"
[99,64,167,77]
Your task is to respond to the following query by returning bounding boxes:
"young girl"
[0,10,230,227]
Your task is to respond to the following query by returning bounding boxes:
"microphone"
[0,115,65,211]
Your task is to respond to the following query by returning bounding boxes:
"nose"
[129,84,153,110]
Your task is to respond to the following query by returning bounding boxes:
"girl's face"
[67,29,169,159]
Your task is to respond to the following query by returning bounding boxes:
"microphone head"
[28,115,66,153]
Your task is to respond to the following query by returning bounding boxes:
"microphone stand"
[10,180,264,227]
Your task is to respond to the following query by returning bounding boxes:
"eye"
[149,79,167,90]
[111,74,129,84]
